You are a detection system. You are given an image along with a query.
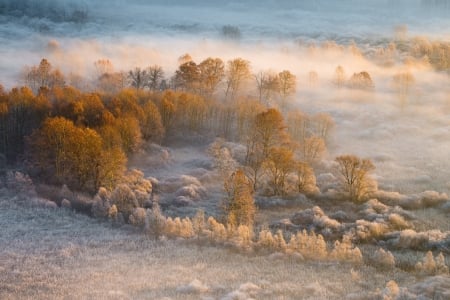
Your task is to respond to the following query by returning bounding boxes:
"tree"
[26,116,126,192]
[264,146,295,196]
[348,71,374,90]
[225,58,251,101]
[333,65,346,88]
[24,58,65,92]
[311,113,335,142]
[278,70,296,106]
[245,108,288,190]
[223,169,255,228]
[335,155,377,202]
[392,71,415,107]
[199,57,225,98]
[287,110,310,144]
[295,161,316,194]
[254,71,279,104]
[141,101,165,143]
[114,116,142,155]
[94,59,114,78]
[146,65,164,91]
[250,108,288,158]
[175,61,200,92]
[299,136,326,165]
[128,67,148,90]
[1,87,50,161]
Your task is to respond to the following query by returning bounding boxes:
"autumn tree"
[26,116,126,192]
[348,71,374,90]
[24,58,65,92]
[199,57,225,98]
[97,71,128,93]
[264,146,295,196]
[175,61,200,92]
[223,169,255,228]
[299,136,326,165]
[141,101,165,143]
[295,161,316,194]
[278,70,296,107]
[287,110,310,144]
[225,58,251,101]
[1,87,50,161]
[310,113,335,142]
[245,108,288,190]
[335,155,377,202]
[114,116,142,155]
[249,108,288,158]
[255,71,279,104]
[392,71,415,107]
[333,65,346,88]
[94,59,114,78]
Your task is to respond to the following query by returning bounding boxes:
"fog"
[1,0,449,196]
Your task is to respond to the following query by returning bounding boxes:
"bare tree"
[128,67,148,90]
[255,71,279,104]
[146,65,164,91]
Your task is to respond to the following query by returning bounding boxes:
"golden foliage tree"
[335,155,377,202]
[264,146,295,196]
[27,116,126,192]
[223,169,256,228]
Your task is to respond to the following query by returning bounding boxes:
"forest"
[1,0,450,299]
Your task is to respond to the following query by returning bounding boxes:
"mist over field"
[1,0,450,299]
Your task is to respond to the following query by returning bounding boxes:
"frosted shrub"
[129,207,147,227]
[287,230,328,260]
[180,218,194,238]
[381,280,400,300]
[415,251,449,275]
[274,230,287,252]
[61,198,71,209]
[355,219,389,241]
[192,210,206,237]
[145,203,166,238]
[396,229,428,250]
[164,217,194,238]
[373,248,396,269]
[6,171,37,199]
[91,187,112,218]
[330,235,363,264]
[121,169,152,206]
[111,184,138,220]
[207,216,227,242]
[388,213,410,230]
[234,225,253,249]
[257,229,277,251]
[108,204,118,219]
